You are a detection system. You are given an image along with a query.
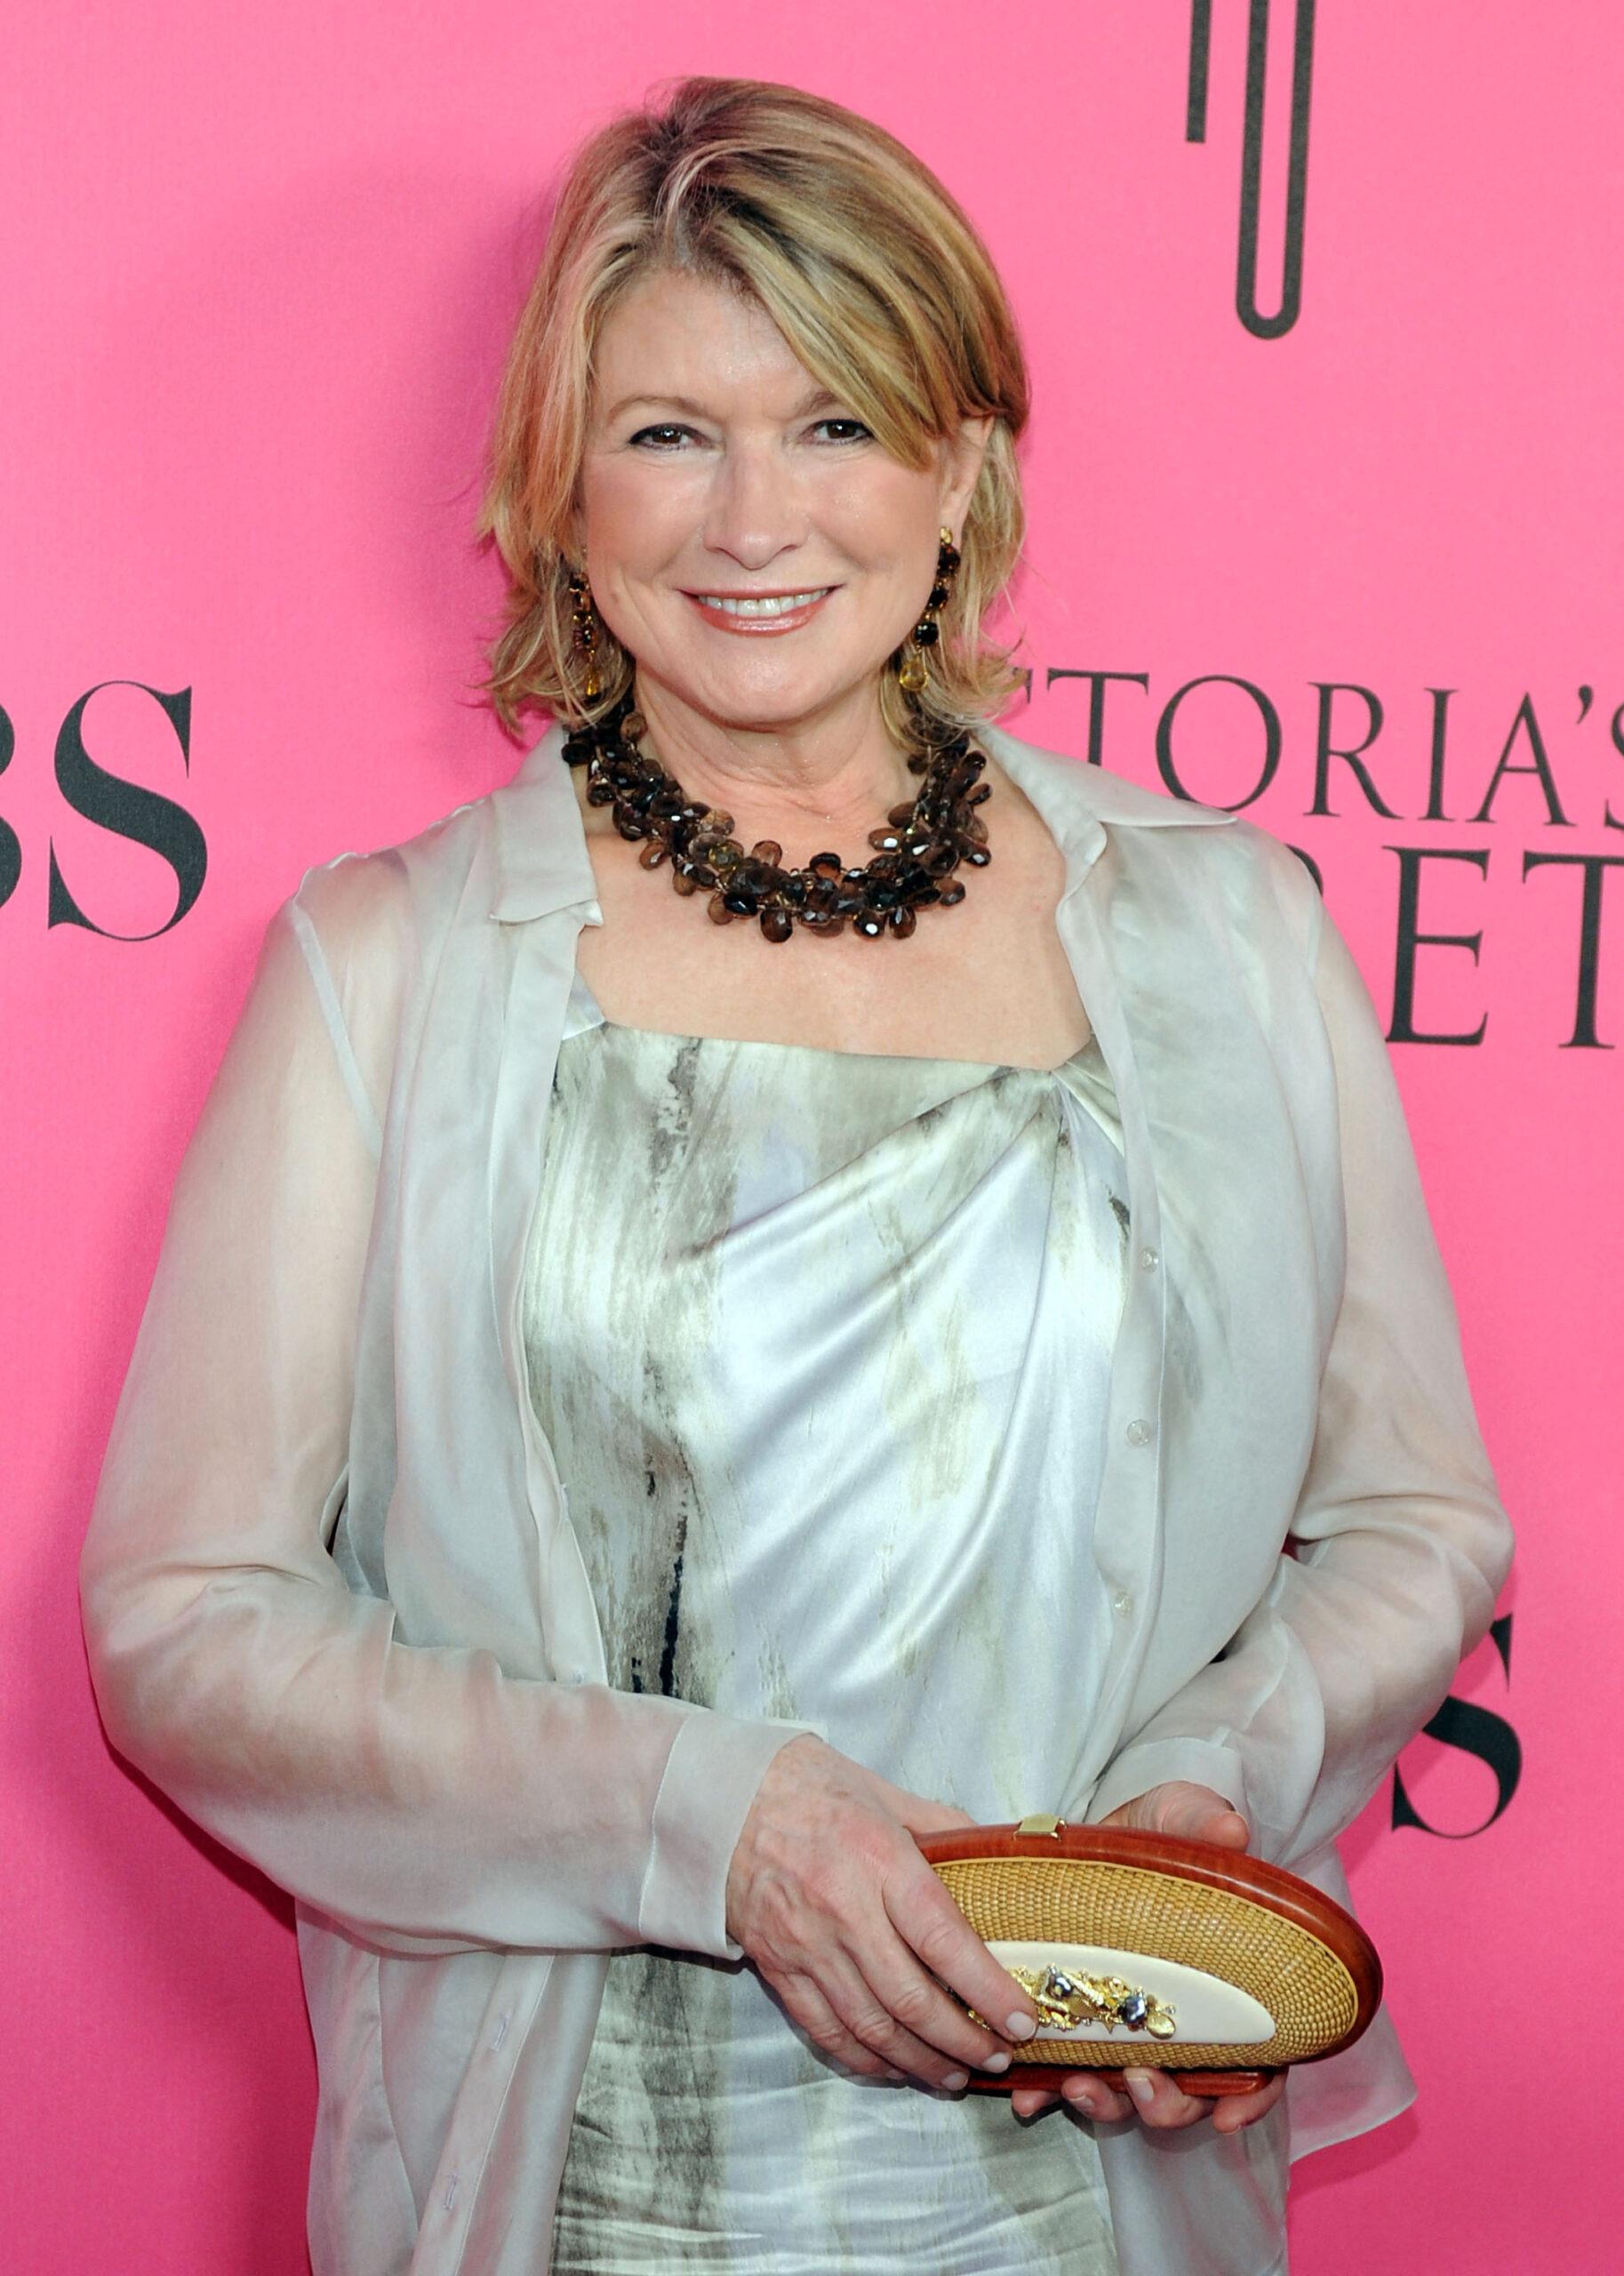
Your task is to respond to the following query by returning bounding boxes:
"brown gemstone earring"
[566,569,603,702]
[897,525,962,693]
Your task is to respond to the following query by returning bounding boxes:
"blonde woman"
[81,76,1512,2276]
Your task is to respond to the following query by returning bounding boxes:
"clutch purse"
[915,1815,1381,2097]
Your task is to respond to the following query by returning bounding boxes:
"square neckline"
[563,967,1101,1078]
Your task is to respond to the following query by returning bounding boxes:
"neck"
[628,673,917,856]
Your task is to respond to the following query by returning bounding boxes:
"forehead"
[590,268,826,417]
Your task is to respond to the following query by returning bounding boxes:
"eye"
[811,418,872,444]
[628,423,702,451]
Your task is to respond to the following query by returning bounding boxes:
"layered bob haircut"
[476,76,1031,747]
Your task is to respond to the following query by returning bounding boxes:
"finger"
[1168,1802,1250,1849]
[1060,2072,1133,2123]
[818,1947,992,2093]
[772,1969,905,2084]
[881,1866,1038,2048]
[1211,2071,1287,2135]
[1121,2068,1208,2129]
[1009,2086,1060,2118]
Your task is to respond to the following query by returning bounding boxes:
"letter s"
[49,682,206,938]
[1391,1614,1521,1838]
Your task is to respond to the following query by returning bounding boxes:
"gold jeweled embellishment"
[1006,1964,1179,2040]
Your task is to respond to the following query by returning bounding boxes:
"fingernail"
[1124,2069,1155,2106]
[1004,2012,1036,2041]
[981,2051,1011,2073]
[883,2067,908,2083]
[942,2069,970,2093]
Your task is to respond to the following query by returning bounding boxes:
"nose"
[701,437,806,571]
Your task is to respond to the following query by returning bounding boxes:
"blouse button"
[1140,1246,1160,1271]
[1111,1590,1134,1619]
[1124,1417,1153,1447]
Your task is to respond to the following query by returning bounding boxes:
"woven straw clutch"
[915,1816,1381,2097]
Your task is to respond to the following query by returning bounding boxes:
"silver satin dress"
[526,968,1132,2275]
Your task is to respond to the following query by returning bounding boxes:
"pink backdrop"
[6,4,1619,2267]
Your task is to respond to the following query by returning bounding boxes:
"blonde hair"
[474,76,1031,745]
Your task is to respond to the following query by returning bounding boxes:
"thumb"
[1107,1781,1252,1851]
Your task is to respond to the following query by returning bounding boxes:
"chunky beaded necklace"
[561,690,993,943]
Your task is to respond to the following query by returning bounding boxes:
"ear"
[939,414,996,532]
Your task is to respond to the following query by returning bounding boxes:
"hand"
[724,1734,1041,2091]
[1008,1782,1287,2135]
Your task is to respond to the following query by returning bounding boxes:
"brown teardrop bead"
[568,689,991,946]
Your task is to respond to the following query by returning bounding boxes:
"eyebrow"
[604,386,843,423]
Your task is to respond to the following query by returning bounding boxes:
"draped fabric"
[526,980,1130,2268]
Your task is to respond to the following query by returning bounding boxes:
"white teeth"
[693,589,831,616]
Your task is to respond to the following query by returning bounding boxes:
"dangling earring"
[567,569,603,702]
[897,525,962,693]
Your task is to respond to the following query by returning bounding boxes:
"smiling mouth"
[685,587,836,623]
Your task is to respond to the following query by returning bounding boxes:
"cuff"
[637,1711,819,1958]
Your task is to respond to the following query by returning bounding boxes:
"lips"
[684,587,836,634]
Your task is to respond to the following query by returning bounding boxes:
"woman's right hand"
[724,1733,1038,2090]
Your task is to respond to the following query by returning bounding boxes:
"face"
[573,267,990,738]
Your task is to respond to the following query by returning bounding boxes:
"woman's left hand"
[1007,1781,1288,2135]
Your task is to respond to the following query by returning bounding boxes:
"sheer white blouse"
[78,716,1514,2276]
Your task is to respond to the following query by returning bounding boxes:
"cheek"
[580,460,700,573]
[820,461,946,568]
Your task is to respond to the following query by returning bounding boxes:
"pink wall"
[6,4,1618,2267]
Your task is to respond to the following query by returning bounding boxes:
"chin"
[654,658,879,732]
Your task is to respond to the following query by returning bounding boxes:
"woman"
[80,76,1512,2276]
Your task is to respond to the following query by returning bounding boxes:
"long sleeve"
[78,870,809,1959]
[1088,878,1516,1865]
